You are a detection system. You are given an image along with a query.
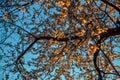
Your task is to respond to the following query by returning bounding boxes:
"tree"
[0,0,120,79]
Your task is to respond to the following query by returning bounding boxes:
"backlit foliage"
[0,0,120,79]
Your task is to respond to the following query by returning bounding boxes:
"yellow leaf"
[90,45,98,53]
[46,3,50,8]
[87,24,93,29]
[21,8,26,12]
[55,1,65,7]
[116,39,120,43]
[34,10,38,15]
[4,11,8,16]
[3,16,8,21]
[75,29,86,36]
[53,50,59,55]
[36,1,40,4]
[55,30,65,38]
[56,69,62,75]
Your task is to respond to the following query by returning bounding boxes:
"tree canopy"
[0,0,120,79]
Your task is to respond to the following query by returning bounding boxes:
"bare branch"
[101,0,120,13]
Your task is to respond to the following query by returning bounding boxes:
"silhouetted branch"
[0,0,34,8]
[93,27,120,79]
[93,0,119,28]
[100,27,120,40]
[6,22,37,38]
[101,0,120,13]
[101,49,120,77]
[16,35,83,64]
[93,48,103,80]
[16,39,38,64]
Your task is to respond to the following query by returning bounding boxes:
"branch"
[100,27,120,40]
[93,27,120,79]
[6,21,36,38]
[101,49,120,77]
[93,48,103,80]
[101,0,120,13]
[16,35,83,64]
[0,0,34,8]
[16,39,38,64]
[93,1,118,28]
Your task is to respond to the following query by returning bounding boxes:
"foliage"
[0,0,120,79]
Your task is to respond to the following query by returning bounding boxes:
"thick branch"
[101,0,120,13]
[16,39,38,64]
[100,27,120,40]
[93,48,103,80]
[16,27,120,63]
[16,35,83,64]
[93,27,120,79]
